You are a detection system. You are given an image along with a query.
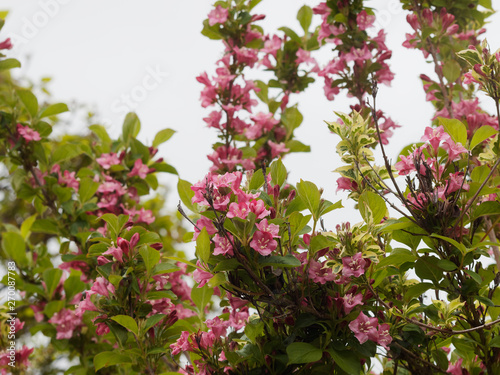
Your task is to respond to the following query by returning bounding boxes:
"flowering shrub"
[1,1,500,374]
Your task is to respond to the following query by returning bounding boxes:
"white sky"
[2,0,499,229]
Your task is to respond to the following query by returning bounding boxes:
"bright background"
[2,0,499,229]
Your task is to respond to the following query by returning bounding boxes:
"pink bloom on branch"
[262,35,282,57]
[343,293,364,314]
[394,154,415,176]
[249,199,270,219]
[336,177,358,193]
[102,245,124,263]
[250,230,277,256]
[377,323,392,349]
[227,201,250,219]
[17,124,41,142]
[58,170,79,190]
[442,140,468,161]
[208,5,228,26]
[96,152,121,169]
[348,311,378,344]
[170,331,194,355]
[129,159,149,179]
[75,291,99,317]
[193,261,213,287]
[255,219,280,237]
[213,233,234,257]
[90,276,116,297]
[356,10,375,31]
[268,141,289,158]
[48,308,81,339]
[0,38,13,50]
[342,253,367,278]
[296,48,316,65]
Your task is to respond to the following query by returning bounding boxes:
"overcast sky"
[2,0,499,229]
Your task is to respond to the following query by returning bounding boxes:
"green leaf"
[39,103,69,118]
[358,190,387,224]
[249,169,265,190]
[20,214,37,239]
[191,284,213,312]
[471,201,500,221]
[43,268,63,299]
[89,124,112,144]
[286,342,322,365]
[0,58,21,70]
[152,128,175,147]
[457,48,483,66]
[431,234,467,255]
[438,117,467,147]
[278,27,301,43]
[297,5,313,32]
[443,60,461,83]
[94,351,133,371]
[147,290,177,300]
[296,180,321,220]
[196,227,211,263]
[144,314,165,332]
[281,107,303,135]
[101,214,120,238]
[111,315,139,336]
[122,112,141,140]
[378,248,417,268]
[405,282,434,301]
[2,232,28,266]
[177,179,197,213]
[270,158,287,187]
[319,199,343,217]
[258,254,301,268]
[327,348,361,374]
[470,125,498,150]
[310,234,335,253]
[52,144,82,163]
[17,89,38,117]
[152,262,179,275]
[79,177,99,203]
[201,19,223,40]
[64,272,86,302]
[31,219,60,235]
[43,300,65,318]
[139,246,161,273]
[286,140,310,153]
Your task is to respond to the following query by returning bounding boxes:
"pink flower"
[96,153,121,169]
[75,291,99,317]
[250,231,277,256]
[129,159,149,179]
[58,170,79,190]
[17,124,41,142]
[102,246,124,263]
[193,216,217,240]
[394,154,415,176]
[447,358,464,375]
[125,207,155,224]
[323,77,340,101]
[90,276,116,297]
[193,261,213,287]
[343,293,364,314]
[227,201,250,219]
[442,140,467,161]
[421,126,450,154]
[203,111,223,129]
[342,253,367,278]
[348,312,378,344]
[255,219,280,237]
[377,323,392,349]
[268,141,289,158]
[206,316,229,337]
[208,5,228,26]
[170,331,194,355]
[356,10,375,31]
[249,199,270,219]
[48,308,81,339]
[213,233,234,257]
[262,35,282,57]
[0,38,13,50]
[296,48,315,65]
[336,177,358,193]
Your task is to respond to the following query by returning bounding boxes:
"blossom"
[208,5,228,26]
[394,154,415,176]
[227,201,250,219]
[102,245,124,263]
[193,261,213,287]
[250,230,277,256]
[75,291,99,317]
[170,331,194,355]
[356,10,375,31]
[342,253,367,278]
[96,152,121,169]
[255,219,280,237]
[213,233,234,257]
[343,293,364,314]
[421,126,450,154]
[90,276,116,297]
[249,199,270,219]
[48,308,81,339]
[377,323,392,349]
[0,38,13,50]
[268,141,289,158]
[58,170,79,190]
[17,123,41,142]
[348,312,378,344]
[336,177,358,192]
[129,159,149,179]
[206,316,229,337]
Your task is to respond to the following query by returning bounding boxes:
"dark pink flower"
[343,293,364,314]
[170,331,194,355]
[129,159,149,179]
[102,245,123,263]
[193,261,213,287]
[377,323,392,349]
[342,253,367,278]
[58,170,79,190]
[336,177,358,192]
[213,233,234,257]
[0,38,13,50]
[96,152,120,169]
[227,201,250,219]
[208,5,228,26]
[356,10,375,31]
[255,219,280,237]
[348,312,378,344]
[17,124,41,142]
[48,308,81,339]
[268,141,289,158]
[250,230,277,256]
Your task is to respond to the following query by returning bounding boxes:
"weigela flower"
[17,123,41,142]
[348,312,378,344]
[342,253,367,278]
[208,5,228,27]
